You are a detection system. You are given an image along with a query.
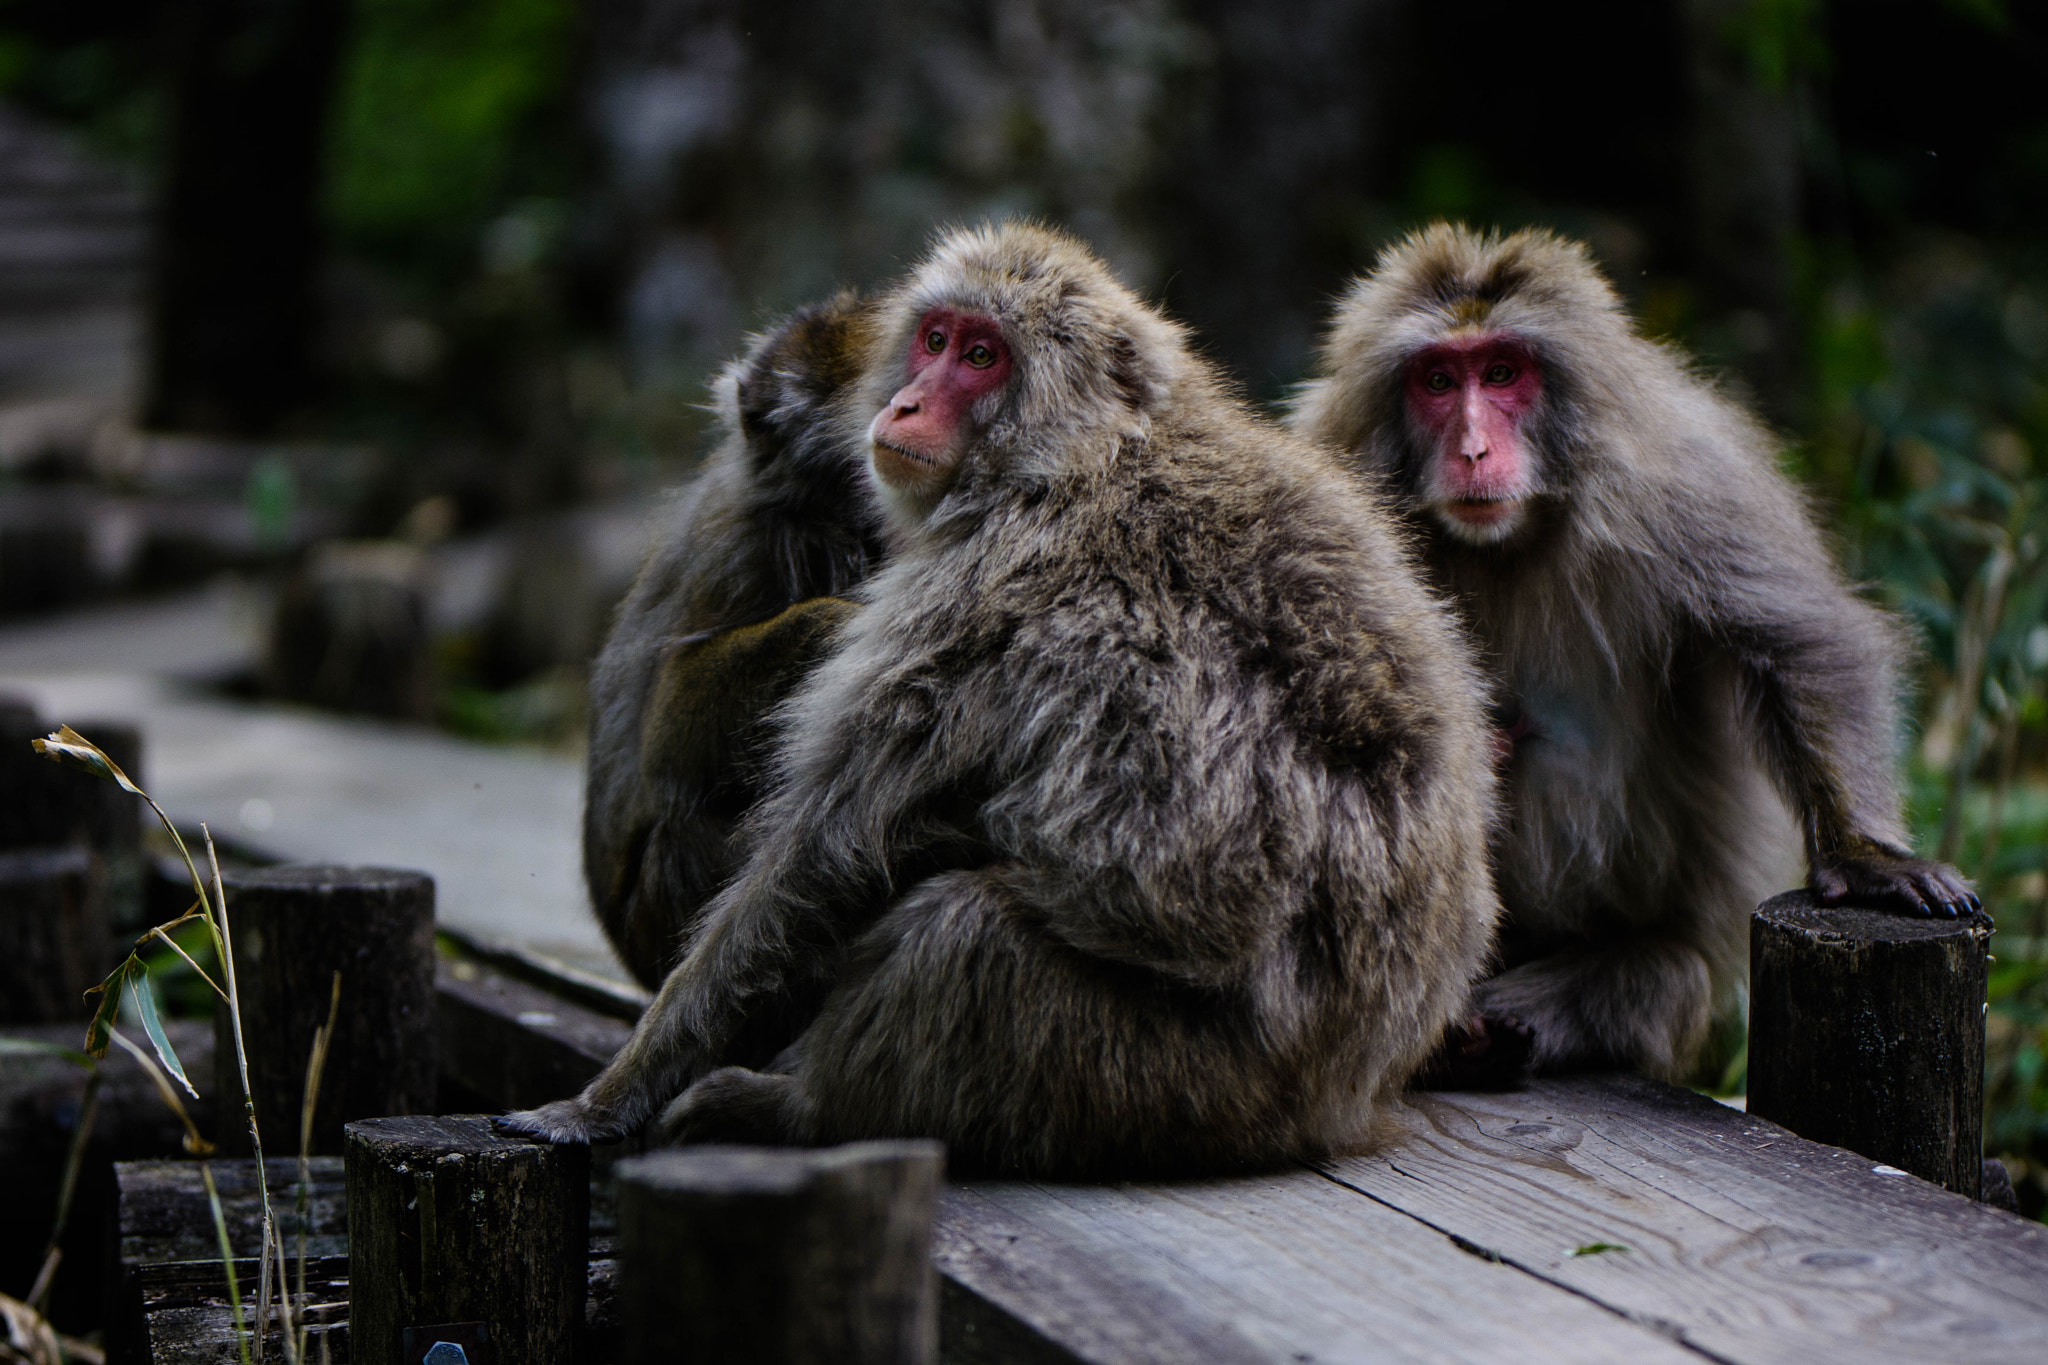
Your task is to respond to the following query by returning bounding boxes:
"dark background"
[2,0,2047,1211]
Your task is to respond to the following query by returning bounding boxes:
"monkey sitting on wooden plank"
[504,222,1502,1175]
[1291,223,1977,1085]
[586,294,886,989]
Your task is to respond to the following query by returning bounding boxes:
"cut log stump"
[613,1140,943,1365]
[215,864,435,1154]
[1749,889,1992,1197]
[345,1114,589,1365]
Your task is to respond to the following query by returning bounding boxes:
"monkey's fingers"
[494,1098,627,1146]
[1812,856,1980,920]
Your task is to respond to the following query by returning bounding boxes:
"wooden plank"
[934,1170,1708,1365]
[1321,1073,2048,1365]
[138,1257,350,1365]
[435,957,635,1112]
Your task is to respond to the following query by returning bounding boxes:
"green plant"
[29,728,339,1365]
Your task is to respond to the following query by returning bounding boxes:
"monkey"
[585,294,888,988]
[501,222,1502,1176]
[1289,223,1978,1085]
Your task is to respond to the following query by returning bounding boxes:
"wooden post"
[614,1141,943,1365]
[345,1115,589,1365]
[215,865,436,1155]
[1749,890,1991,1197]
[0,847,104,1022]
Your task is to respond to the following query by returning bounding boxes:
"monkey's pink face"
[1404,336,1543,545]
[868,308,1012,502]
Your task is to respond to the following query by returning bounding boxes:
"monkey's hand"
[1811,850,1983,920]
[1412,1011,1535,1091]
[494,1096,637,1146]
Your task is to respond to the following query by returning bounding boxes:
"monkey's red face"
[1404,336,1543,545]
[868,308,1012,503]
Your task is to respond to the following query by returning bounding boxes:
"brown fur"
[584,295,886,988]
[1292,223,1973,1082]
[507,223,1502,1176]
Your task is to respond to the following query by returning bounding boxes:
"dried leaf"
[79,958,137,1061]
[29,726,142,796]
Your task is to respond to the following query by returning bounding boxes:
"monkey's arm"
[1711,573,1978,918]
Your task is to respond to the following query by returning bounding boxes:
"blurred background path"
[0,584,631,985]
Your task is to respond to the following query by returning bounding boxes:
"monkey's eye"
[924,330,946,354]
[1425,372,1453,393]
[1484,363,1516,384]
[963,341,996,369]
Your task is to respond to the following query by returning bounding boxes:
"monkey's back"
[790,403,1501,1172]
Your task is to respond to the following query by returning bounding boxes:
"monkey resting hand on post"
[586,294,888,989]
[501,221,1504,1177]
[1292,223,1977,1090]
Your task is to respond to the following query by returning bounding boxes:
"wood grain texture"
[345,1115,588,1365]
[1322,1073,2048,1365]
[1750,890,1990,1195]
[935,1169,1704,1365]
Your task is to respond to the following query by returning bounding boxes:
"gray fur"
[1291,223,1971,1081]
[508,223,1502,1175]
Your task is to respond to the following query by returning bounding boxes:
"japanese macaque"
[1291,223,1976,1084]
[503,222,1502,1176]
[586,295,886,987]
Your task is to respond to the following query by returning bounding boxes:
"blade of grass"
[294,973,340,1365]
[124,973,197,1099]
[107,1029,214,1156]
[198,1164,253,1365]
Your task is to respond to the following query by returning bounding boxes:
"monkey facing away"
[504,222,1501,1175]
[1291,223,1976,1084]
[585,295,887,988]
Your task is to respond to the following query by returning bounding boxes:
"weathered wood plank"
[435,957,634,1111]
[1321,1074,2048,1365]
[111,1156,345,1365]
[934,1169,1707,1365]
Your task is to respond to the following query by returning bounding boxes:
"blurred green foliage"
[325,0,578,284]
[1797,237,2048,1216]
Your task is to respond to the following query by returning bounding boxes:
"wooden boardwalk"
[110,955,2048,1365]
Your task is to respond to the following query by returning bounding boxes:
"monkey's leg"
[752,869,1303,1178]
[1471,937,1712,1082]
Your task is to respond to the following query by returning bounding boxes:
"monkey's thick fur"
[585,296,886,988]
[1293,224,1967,1082]
[508,224,1501,1176]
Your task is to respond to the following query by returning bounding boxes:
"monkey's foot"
[1812,854,1984,922]
[1413,1012,1535,1091]
[494,1098,631,1145]
[652,1066,806,1147]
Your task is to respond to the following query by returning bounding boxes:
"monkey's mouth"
[1444,496,1521,524]
[872,438,943,470]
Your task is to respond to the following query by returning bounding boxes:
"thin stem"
[28,1066,102,1313]
[206,823,275,1365]
[148,923,227,1001]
